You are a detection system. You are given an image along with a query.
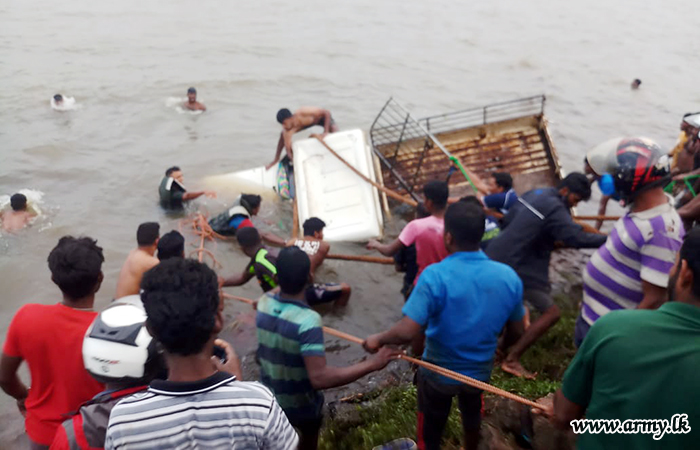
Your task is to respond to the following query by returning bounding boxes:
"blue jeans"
[574,314,591,348]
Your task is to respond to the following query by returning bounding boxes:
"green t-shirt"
[562,302,700,449]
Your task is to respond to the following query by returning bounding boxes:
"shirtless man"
[183,87,206,111]
[266,107,339,170]
[1,194,36,232]
[115,222,160,298]
[287,217,331,274]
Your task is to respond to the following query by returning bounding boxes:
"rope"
[326,254,394,265]
[312,134,418,207]
[221,292,540,409]
[182,213,226,268]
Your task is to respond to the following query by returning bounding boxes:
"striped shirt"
[105,372,298,450]
[256,294,325,423]
[581,198,684,325]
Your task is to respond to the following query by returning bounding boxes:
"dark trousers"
[289,415,323,450]
[416,370,482,450]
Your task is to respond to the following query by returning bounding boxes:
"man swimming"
[183,87,206,111]
[265,107,338,170]
[1,194,36,232]
[53,94,63,106]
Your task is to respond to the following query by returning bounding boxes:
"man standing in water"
[486,173,607,379]
[0,236,106,449]
[183,87,206,111]
[1,193,36,232]
[158,166,216,210]
[115,222,160,298]
[265,107,338,171]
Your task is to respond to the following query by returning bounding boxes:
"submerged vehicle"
[369,95,565,199]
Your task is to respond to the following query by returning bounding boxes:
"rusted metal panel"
[369,96,562,199]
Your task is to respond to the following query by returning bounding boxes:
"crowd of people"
[2,118,700,450]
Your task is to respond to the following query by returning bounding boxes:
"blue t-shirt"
[402,251,523,383]
[483,189,518,214]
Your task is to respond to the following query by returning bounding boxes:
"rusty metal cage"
[369,96,563,200]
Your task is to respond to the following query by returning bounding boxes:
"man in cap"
[183,87,206,111]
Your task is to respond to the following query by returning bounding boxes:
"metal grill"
[369,96,557,199]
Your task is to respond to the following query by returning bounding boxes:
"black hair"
[276,108,292,124]
[416,202,430,219]
[165,166,181,177]
[157,230,185,260]
[10,193,27,211]
[423,180,449,209]
[136,222,160,246]
[47,236,104,300]
[237,226,261,248]
[53,94,63,101]
[558,172,592,201]
[277,247,310,295]
[141,259,219,356]
[492,172,513,191]
[445,201,485,249]
[187,87,196,94]
[240,194,262,211]
[303,217,326,236]
[458,195,482,207]
[680,227,700,298]
[634,79,642,85]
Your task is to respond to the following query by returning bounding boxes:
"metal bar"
[372,147,422,202]
[392,115,410,162]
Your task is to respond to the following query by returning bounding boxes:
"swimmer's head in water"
[236,227,262,257]
[10,193,28,211]
[165,166,183,183]
[631,79,642,89]
[187,87,197,103]
[53,94,63,103]
[276,108,293,127]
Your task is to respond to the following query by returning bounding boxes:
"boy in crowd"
[482,172,518,214]
[367,180,449,284]
[540,228,700,450]
[364,202,525,450]
[486,173,607,378]
[115,222,160,298]
[157,230,185,260]
[0,237,106,449]
[576,138,684,345]
[158,166,215,210]
[2,193,36,232]
[106,259,297,449]
[394,204,430,300]
[222,228,351,307]
[288,217,331,274]
[51,296,166,449]
[256,247,397,450]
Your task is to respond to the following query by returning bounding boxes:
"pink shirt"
[398,215,448,283]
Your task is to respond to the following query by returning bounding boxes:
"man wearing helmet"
[50,296,166,450]
[575,137,685,346]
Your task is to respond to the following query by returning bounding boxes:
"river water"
[0,0,698,445]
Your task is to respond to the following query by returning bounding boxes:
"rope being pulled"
[181,213,228,267]
[221,292,540,409]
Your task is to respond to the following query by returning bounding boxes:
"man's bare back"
[287,236,330,274]
[115,248,159,298]
[1,210,34,232]
[267,107,338,170]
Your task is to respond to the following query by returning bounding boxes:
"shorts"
[288,414,323,448]
[417,370,482,450]
[317,115,336,129]
[523,288,554,314]
[305,283,343,306]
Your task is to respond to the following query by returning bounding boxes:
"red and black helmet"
[612,137,670,202]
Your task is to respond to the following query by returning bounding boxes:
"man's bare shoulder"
[295,106,325,118]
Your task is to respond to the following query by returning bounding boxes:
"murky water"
[1,0,698,445]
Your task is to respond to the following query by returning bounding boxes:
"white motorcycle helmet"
[83,295,165,385]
